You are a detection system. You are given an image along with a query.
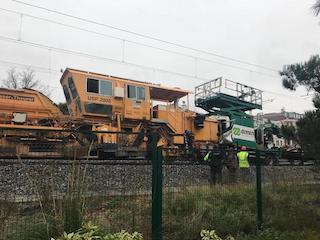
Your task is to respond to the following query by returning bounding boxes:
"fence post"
[256,150,263,230]
[150,132,163,240]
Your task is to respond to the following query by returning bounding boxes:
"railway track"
[0,158,315,166]
[0,158,203,166]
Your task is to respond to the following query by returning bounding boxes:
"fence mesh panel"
[1,128,320,240]
[162,159,257,240]
[261,164,320,235]
[0,129,152,240]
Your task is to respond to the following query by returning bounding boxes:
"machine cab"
[60,68,192,125]
[60,68,151,121]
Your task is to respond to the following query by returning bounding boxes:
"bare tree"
[1,67,52,96]
[2,67,20,89]
[20,67,39,89]
[313,0,320,16]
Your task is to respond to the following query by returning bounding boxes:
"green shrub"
[104,231,143,240]
[200,230,234,240]
[53,222,143,240]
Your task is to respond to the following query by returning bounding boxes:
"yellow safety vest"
[204,151,211,161]
[237,151,249,168]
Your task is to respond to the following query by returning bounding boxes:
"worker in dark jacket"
[224,147,237,184]
[204,150,223,185]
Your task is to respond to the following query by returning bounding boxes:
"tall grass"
[1,156,319,240]
[163,183,320,240]
[2,146,92,240]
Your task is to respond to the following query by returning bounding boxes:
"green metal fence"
[160,149,320,240]
[260,153,320,238]
[0,129,319,240]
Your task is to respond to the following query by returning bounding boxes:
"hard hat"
[241,146,247,151]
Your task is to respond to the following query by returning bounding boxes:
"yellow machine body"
[0,88,63,125]
[0,68,219,158]
[60,68,219,148]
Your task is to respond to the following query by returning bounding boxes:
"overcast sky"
[0,0,319,114]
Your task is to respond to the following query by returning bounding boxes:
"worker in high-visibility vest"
[237,146,250,168]
[203,151,211,162]
[237,146,251,182]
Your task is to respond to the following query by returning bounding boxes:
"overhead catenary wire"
[0,5,312,103]
[0,35,208,81]
[12,0,279,72]
[2,33,279,86]
[0,58,61,74]
[0,36,313,103]
[0,59,312,106]
[0,7,279,79]
[300,93,317,99]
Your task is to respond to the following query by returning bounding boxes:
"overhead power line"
[0,34,271,84]
[0,35,204,80]
[263,90,312,102]
[12,0,279,72]
[301,93,316,99]
[0,7,279,79]
[0,36,312,103]
[0,58,311,103]
[0,58,60,73]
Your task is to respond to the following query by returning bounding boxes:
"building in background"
[254,111,304,148]
[261,111,304,128]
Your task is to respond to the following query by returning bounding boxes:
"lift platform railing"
[195,77,263,107]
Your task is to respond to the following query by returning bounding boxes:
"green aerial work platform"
[195,77,263,149]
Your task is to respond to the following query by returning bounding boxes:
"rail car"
[1,67,280,164]
[0,88,83,158]
[60,68,221,159]
[0,87,63,125]
[0,68,225,159]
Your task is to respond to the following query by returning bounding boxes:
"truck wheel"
[264,155,272,165]
[98,150,107,160]
[98,151,115,160]
[272,157,279,166]
[265,155,279,166]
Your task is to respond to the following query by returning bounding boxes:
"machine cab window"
[127,85,145,100]
[87,78,99,93]
[87,78,112,96]
[100,81,112,96]
[63,85,72,104]
[68,77,78,99]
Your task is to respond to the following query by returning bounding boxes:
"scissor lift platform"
[195,77,262,114]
